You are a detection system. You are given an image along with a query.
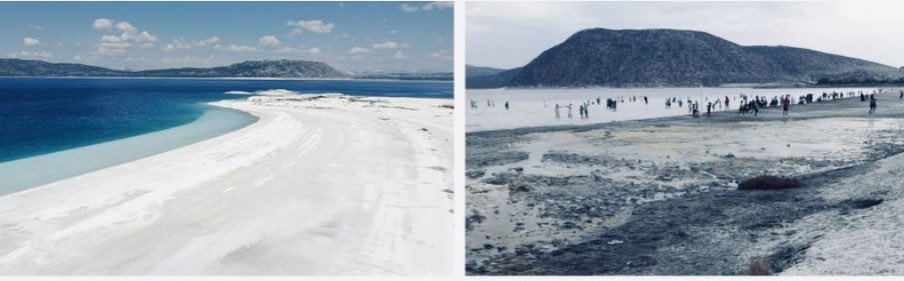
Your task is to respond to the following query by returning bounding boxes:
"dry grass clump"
[738,175,801,190]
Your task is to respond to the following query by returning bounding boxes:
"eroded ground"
[466,91,904,275]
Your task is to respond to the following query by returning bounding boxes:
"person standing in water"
[567,104,574,119]
[505,101,509,110]
[555,104,561,119]
[870,95,877,114]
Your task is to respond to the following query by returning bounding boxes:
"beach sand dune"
[0,94,453,275]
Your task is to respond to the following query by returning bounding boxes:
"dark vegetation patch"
[842,198,883,210]
[738,175,802,190]
[764,243,812,273]
[748,258,773,275]
[466,211,487,232]
[466,169,486,179]
[467,150,529,168]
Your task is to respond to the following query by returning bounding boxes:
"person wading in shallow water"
[555,104,561,119]
[869,95,878,114]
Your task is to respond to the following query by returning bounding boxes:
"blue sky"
[0,1,453,73]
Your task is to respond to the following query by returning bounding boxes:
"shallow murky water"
[467,87,880,132]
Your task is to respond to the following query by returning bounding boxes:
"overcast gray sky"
[467,1,904,69]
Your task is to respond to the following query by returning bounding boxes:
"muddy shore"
[466,89,904,275]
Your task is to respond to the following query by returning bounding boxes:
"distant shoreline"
[0,76,453,82]
[467,84,902,90]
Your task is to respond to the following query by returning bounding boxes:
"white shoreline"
[0,94,454,275]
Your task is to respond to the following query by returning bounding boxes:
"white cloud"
[27,24,44,32]
[373,41,398,49]
[423,1,454,11]
[92,18,158,56]
[73,55,83,61]
[258,35,281,48]
[309,47,322,55]
[164,36,220,51]
[115,21,136,33]
[402,2,452,12]
[348,46,371,54]
[23,37,40,47]
[198,36,220,46]
[401,4,420,12]
[429,50,452,61]
[7,51,53,59]
[92,18,114,31]
[393,50,406,59]
[164,39,192,51]
[219,44,257,52]
[286,20,335,34]
[289,28,304,37]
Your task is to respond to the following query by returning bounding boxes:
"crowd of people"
[468,89,901,120]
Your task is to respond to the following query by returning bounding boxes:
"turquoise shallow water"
[0,106,256,194]
[0,77,452,195]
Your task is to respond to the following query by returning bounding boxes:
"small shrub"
[749,258,773,275]
[738,175,801,190]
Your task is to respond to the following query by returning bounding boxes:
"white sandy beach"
[0,92,453,275]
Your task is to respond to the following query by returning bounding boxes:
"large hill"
[468,28,902,88]
[0,59,348,78]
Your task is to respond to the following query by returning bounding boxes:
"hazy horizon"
[468,1,904,70]
[1,2,453,73]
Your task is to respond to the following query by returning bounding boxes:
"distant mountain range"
[0,59,451,80]
[467,28,903,88]
[465,65,506,78]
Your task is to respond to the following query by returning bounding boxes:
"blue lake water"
[0,78,452,194]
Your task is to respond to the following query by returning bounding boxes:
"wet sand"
[466,88,904,275]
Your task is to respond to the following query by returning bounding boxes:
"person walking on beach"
[899,90,903,100]
[644,96,648,104]
[782,96,790,116]
[505,101,509,110]
[869,95,877,114]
